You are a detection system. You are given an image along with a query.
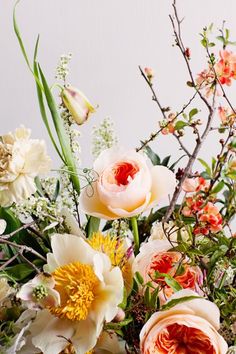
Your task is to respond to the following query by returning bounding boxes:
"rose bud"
[61,85,95,125]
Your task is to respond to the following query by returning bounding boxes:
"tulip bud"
[61,85,95,125]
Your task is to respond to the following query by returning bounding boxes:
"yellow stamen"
[88,232,133,291]
[49,262,99,321]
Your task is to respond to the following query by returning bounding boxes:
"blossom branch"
[163,1,217,222]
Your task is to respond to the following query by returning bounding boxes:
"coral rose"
[80,147,176,219]
[140,289,228,354]
[133,240,203,302]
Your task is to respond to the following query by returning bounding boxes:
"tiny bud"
[113,308,126,322]
[184,47,191,59]
[144,67,154,81]
[219,139,224,145]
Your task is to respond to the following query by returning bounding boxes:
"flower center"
[49,262,99,322]
[112,162,139,186]
[32,284,48,300]
[148,252,181,281]
[156,323,216,354]
[0,143,12,177]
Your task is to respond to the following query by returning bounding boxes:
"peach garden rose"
[80,147,176,219]
[140,289,228,354]
[133,239,203,302]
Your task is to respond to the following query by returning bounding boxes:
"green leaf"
[34,62,65,163]
[161,155,171,167]
[161,296,201,311]
[216,35,224,43]
[189,108,198,119]
[211,181,225,194]
[13,1,31,72]
[4,263,35,281]
[144,145,161,165]
[208,42,215,47]
[201,38,208,48]
[134,271,144,285]
[86,216,100,238]
[175,121,188,131]
[198,158,211,177]
[38,65,81,195]
[144,286,151,305]
[53,180,60,201]
[164,275,182,292]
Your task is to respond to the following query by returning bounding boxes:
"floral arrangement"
[0,1,235,353]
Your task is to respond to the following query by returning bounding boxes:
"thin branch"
[1,221,36,240]
[0,238,46,261]
[163,1,216,222]
[173,132,191,156]
[19,252,40,273]
[0,252,20,271]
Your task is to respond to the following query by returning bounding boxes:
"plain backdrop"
[1,0,236,171]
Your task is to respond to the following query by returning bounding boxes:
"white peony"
[18,234,124,354]
[0,126,51,207]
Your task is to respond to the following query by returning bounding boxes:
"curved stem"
[130,217,139,255]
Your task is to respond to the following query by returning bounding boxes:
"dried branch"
[0,238,46,261]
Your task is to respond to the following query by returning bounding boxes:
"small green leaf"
[53,180,60,201]
[189,108,198,119]
[161,155,171,166]
[198,158,211,177]
[134,271,144,285]
[4,263,35,281]
[175,121,188,131]
[144,145,161,165]
[164,275,182,292]
[161,296,201,311]
[211,181,225,194]
[86,216,100,238]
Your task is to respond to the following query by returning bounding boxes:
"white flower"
[21,234,124,354]
[150,221,189,243]
[17,273,60,310]
[0,127,51,207]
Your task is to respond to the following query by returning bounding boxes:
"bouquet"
[0,1,235,353]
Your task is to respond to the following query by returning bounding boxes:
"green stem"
[131,216,139,254]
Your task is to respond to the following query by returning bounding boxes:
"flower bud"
[144,67,154,81]
[61,85,95,125]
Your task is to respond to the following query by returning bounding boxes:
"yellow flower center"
[88,232,133,291]
[49,261,99,322]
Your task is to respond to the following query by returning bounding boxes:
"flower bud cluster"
[55,53,72,82]
[92,118,118,159]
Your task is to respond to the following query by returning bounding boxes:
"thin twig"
[0,238,46,261]
[0,252,20,271]
[1,221,36,240]
[163,1,216,222]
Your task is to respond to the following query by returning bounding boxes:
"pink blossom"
[214,50,236,86]
[218,106,236,126]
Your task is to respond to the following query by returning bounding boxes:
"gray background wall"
[1,0,236,169]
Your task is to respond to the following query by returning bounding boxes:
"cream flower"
[150,221,189,243]
[140,289,228,353]
[80,147,176,220]
[21,234,124,354]
[0,126,51,207]
[0,277,13,305]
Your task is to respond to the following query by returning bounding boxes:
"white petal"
[149,165,176,204]
[0,219,7,235]
[31,310,74,354]
[49,234,97,269]
[80,182,118,220]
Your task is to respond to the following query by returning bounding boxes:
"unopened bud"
[61,85,95,125]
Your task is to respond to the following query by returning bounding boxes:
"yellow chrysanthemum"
[88,232,133,292]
